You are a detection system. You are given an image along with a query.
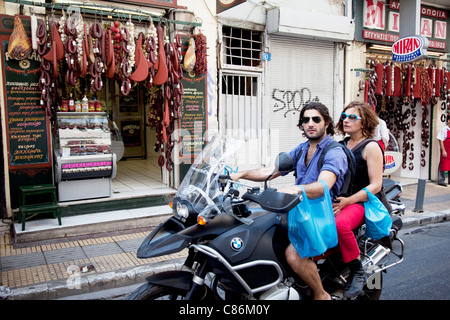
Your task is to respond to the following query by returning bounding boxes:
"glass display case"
[54,112,117,202]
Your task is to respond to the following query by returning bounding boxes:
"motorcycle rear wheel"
[126,282,188,300]
[357,273,383,300]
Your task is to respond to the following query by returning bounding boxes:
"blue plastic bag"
[363,187,392,239]
[288,181,338,258]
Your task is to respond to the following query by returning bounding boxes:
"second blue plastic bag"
[288,181,338,258]
[363,187,392,239]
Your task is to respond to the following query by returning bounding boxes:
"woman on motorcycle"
[332,101,384,298]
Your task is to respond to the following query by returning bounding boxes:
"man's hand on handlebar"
[230,172,244,182]
[278,185,302,195]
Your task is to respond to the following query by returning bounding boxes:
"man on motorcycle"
[230,102,348,300]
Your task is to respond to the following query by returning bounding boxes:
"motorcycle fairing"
[145,270,193,291]
[137,218,191,259]
[137,212,242,259]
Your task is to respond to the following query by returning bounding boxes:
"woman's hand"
[332,196,351,216]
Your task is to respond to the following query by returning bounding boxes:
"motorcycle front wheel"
[126,282,188,300]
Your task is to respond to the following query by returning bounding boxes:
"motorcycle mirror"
[275,152,294,172]
[264,152,294,189]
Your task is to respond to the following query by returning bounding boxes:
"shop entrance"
[108,80,166,194]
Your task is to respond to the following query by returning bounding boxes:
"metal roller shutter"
[267,36,336,188]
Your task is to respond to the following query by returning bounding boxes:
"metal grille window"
[221,75,257,96]
[220,73,261,139]
[222,26,263,69]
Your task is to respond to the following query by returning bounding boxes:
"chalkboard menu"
[3,42,50,166]
[1,15,51,168]
[1,14,52,209]
[179,73,207,158]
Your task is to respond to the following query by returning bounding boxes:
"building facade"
[1,0,449,219]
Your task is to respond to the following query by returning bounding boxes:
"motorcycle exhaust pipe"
[361,244,391,270]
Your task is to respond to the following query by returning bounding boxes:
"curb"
[401,210,450,229]
[5,211,450,300]
[6,257,186,300]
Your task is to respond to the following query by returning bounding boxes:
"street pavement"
[1,180,449,300]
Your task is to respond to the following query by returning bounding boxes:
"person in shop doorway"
[371,105,389,152]
[437,115,450,187]
[230,102,348,300]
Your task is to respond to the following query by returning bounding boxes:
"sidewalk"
[1,180,449,300]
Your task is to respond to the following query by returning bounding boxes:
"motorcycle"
[127,136,404,300]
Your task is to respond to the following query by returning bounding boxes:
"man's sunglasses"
[340,113,361,122]
[301,116,322,124]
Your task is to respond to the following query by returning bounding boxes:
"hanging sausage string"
[8,1,206,173]
[362,53,450,172]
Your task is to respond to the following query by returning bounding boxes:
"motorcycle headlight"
[175,202,189,219]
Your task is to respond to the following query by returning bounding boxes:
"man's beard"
[305,126,326,141]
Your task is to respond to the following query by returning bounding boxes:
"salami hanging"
[393,66,401,97]
[375,63,383,95]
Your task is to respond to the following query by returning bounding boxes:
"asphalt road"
[381,221,450,300]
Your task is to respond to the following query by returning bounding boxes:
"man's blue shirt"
[281,135,348,199]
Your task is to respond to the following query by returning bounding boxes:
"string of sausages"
[365,59,450,172]
[37,20,59,121]
[90,21,105,93]
[64,15,80,87]
[35,11,208,175]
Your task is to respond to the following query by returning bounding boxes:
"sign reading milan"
[392,35,429,62]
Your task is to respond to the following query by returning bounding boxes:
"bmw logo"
[230,237,244,251]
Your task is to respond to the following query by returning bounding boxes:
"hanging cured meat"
[81,23,88,77]
[183,38,196,73]
[106,28,115,79]
[385,63,392,97]
[152,25,168,85]
[405,65,411,98]
[8,16,32,60]
[364,80,369,103]
[130,33,149,82]
[393,66,401,97]
[43,21,64,62]
[194,31,207,75]
[413,67,421,98]
[375,63,383,95]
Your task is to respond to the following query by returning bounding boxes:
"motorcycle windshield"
[176,135,244,219]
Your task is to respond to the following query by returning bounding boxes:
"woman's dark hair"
[297,102,335,136]
[336,101,379,138]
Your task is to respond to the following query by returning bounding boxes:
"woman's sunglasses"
[301,116,322,124]
[340,113,361,122]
